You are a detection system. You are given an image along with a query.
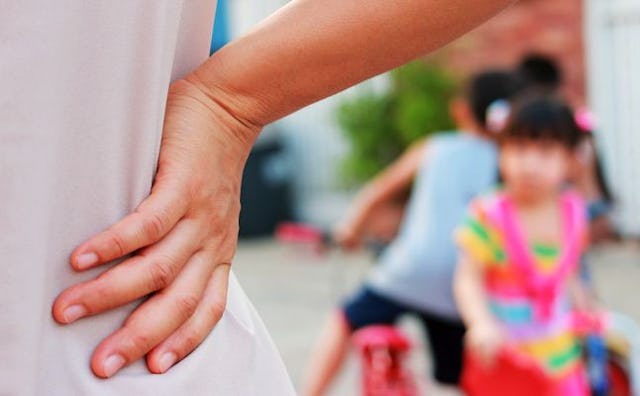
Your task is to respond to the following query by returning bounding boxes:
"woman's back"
[1,2,293,394]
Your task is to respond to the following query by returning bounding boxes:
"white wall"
[228,0,390,225]
[586,0,640,236]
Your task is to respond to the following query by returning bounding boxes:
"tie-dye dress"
[456,190,589,394]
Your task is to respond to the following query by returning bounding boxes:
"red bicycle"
[276,222,418,396]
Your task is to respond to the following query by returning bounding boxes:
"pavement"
[232,239,640,395]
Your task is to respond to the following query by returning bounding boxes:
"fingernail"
[63,305,87,323]
[76,252,98,269]
[158,352,177,373]
[103,354,126,378]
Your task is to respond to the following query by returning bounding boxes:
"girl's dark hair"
[499,95,582,149]
[582,134,615,204]
[465,69,524,128]
[517,53,562,92]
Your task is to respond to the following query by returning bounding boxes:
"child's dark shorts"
[342,286,466,385]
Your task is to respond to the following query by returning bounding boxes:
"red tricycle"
[462,312,640,396]
[276,222,419,395]
[352,325,418,396]
[276,221,640,396]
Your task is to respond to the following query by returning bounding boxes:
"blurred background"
[213,1,640,394]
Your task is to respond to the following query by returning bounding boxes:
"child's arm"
[454,253,504,364]
[334,138,428,249]
[568,273,597,313]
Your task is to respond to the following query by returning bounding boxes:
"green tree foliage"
[337,60,458,184]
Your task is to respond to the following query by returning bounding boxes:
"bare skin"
[52,0,516,378]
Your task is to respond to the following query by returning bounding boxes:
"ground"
[233,239,640,395]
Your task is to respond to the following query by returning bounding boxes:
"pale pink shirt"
[0,2,294,394]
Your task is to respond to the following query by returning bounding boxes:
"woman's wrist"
[159,77,262,209]
[173,75,262,164]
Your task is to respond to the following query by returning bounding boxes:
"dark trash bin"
[239,137,294,237]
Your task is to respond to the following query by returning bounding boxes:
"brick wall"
[432,0,586,105]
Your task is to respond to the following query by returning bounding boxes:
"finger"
[89,250,216,378]
[70,184,189,270]
[146,263,230,373]
[53,219,200,324]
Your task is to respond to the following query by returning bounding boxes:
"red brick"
[430,0,586,104]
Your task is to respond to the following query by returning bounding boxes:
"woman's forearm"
[191,0,515,128]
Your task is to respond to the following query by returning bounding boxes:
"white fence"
[587,0,640,236]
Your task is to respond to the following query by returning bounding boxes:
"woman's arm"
[192,0,515,128]
[54,0,516,378]
[335,139,427,249]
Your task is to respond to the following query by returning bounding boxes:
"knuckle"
[90,279,115,304]
[104,229,126,258]
[141,212,167,241]
[205,298,226,321]
[125,330,154,355]
[204,208,222,224]
[179,329,203,353]
[173,294,200,321]
[148,261,176,290]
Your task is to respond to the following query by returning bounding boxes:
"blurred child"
[302,70,523,396]
[454,95,593,395]
[517,53,563,94]
[517,53,616,293]
[572,110,617,243]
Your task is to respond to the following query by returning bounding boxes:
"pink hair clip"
[575,108,596,133]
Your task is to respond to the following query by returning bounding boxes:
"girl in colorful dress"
[454,95,594,395]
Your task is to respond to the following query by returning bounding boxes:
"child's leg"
[430,384,464,396]
[302,287,404,396]
[419,311,466,385]
[301,310,351,396]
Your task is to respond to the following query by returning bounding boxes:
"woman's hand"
[51,0,516,378]
[52,77,260,378]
